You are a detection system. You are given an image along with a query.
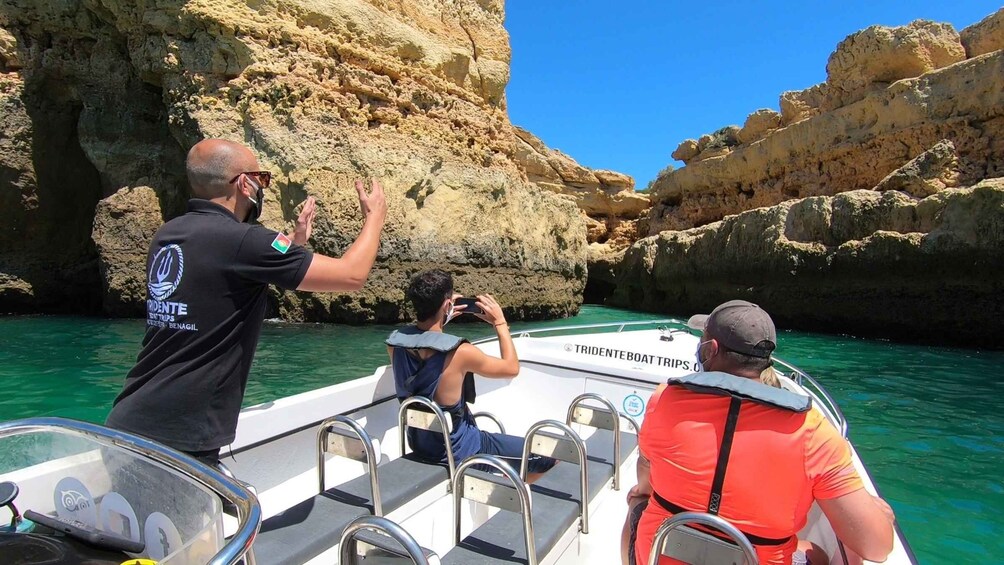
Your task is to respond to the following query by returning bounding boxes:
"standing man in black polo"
[106,139,388,465]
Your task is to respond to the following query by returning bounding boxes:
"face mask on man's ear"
[442,301,455,326]
[694,340,712,373]
[243,176,265,223]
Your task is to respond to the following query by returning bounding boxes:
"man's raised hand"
[292,196,316,246]
[355,178,388,221]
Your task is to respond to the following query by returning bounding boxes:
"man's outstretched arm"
[297,179,388,292]
[819,489,895,562]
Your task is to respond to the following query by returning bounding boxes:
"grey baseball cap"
[686,300,776,358]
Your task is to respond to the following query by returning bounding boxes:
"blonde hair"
[760,365,781,388]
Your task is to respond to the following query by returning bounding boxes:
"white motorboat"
[0,319,916,564]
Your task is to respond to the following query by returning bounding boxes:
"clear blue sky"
[504,1,1001,189]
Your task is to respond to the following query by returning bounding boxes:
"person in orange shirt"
[625,300,895,565]
[622,375,827,564]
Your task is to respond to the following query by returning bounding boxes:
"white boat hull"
[218,323,914,564]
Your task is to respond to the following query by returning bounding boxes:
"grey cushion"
[254,454,448,565]
[441,469,579,565]
[324,454,450,514]
[533,430,637,504]
[441,431,638,565]
[254,492,368,565]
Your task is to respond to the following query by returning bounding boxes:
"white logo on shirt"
[148,244,184,300]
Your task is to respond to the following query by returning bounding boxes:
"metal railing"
[471,411,506,434]
[565,393,623,491]
[453,455,536,565]
[471,319,687,344]
[338,515,435,565]
[650,512,759,565]
[472,319,849,437]
[316,415,382,515]
[772,357,848,436]
[620,412,641,434]
[0,417,261,565]
[398,396,456,492]
[520,420,589,533]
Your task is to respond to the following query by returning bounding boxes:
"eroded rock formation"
[960,8,1004,58]
[824,20,965,110]
[511,126,649,250]
[605,9,1004,346]
[610,179,1004,346]
[507,124,649,304]
[649,14,1004,234]
[0,0,595,321]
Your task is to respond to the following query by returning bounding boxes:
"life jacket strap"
[708,396,742,513]
[650,491,794,547]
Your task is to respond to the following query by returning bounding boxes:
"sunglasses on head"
[229,171,272,188]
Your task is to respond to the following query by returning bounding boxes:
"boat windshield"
[0,418,259,565]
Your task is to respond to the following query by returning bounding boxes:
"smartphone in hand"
[454,297,484,316]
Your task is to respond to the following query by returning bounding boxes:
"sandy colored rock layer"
[824,20,965,110]
[511,126,648,224]
[649,51,1004,233]
[961,8,1004,58]
[597,10,1004,347]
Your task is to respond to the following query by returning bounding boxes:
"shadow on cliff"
[0,73,104,314]
[0,0,256,316]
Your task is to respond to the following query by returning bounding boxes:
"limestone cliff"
[606,9,1004,346]
[511,126,648,227]
[0,0,591,321]
[509,125,649,272]
[506,125,650,303]
[611,179,1004,347]
[656,15,1003,232]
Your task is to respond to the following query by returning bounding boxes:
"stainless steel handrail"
[453,455,536,565]
[565,393,622,491]
[338,515,434,565]
[471,319,687,344]
[471,318,848,437]
[620,412,641,434]
[649,511,759,565]
[398,396,456,492]
[519,420,590,534]
[0,417,261,565]
[471,411,506,434]
[772,357,848,436]
[316,415,382,515]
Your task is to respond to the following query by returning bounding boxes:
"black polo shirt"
[106,199,313,452]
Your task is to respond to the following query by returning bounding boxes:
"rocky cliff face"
[612,178,1004,347]
[655,15,1004,233]
[511,125,649,248]
[0,0,593,321]
[607,10,1004,346]
[508,125,650,302]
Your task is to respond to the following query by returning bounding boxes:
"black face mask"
[243,176,265,223]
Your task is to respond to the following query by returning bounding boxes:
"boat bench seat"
[253,454,449,565]
[441,431,637,565]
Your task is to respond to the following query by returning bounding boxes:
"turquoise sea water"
[1,306,1001,563]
